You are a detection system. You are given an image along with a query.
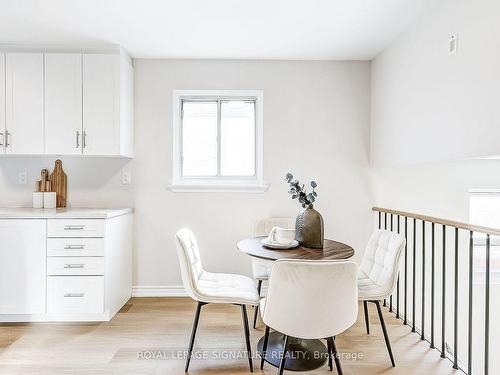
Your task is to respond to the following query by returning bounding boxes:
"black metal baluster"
[441,225,446,359]
[396,215,400,319]
[384,212,388,307]
[421,221,426,341]
[430,223,435,349]
[453,227,459,370]
[485,234,490,375]
[390,214,394,312]
[404,217,408,325]
[412,218,416,333]
[468,231,473,375]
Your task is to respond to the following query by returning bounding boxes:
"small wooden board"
[49,160,67,208]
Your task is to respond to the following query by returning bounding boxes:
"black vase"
[295,205,324,248]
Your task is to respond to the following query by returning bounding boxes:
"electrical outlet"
[122,171,131,185]
[18,172,28,185]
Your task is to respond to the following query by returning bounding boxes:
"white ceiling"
[0,0,436,60]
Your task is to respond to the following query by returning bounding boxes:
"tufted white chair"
[260,259,358,375]
[252,218,295,328]
[175,228,260,372]
[358,229,406,367]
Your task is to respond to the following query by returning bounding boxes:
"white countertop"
[0,207,134,219]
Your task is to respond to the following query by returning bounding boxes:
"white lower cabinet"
[47,257,105,276]
[48,276,104,314]
[0,210,132,322]
[0,220,46,314]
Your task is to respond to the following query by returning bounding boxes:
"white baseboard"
[132,285,187,297]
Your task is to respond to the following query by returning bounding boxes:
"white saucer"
[261,238,299,249]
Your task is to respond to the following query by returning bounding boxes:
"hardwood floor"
[0,298,460,375]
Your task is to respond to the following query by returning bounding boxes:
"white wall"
[371,0,500,168]
[370,0,500,221]
[0,59,373,290]
[133,60,372,288]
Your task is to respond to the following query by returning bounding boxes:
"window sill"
[167,183,270,193]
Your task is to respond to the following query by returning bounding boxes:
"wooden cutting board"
[49,160,67,208]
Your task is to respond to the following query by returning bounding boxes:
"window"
[171,90,265,192]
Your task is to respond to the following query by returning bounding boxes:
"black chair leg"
[326,338,333,371]
[261,325,270,369]
[277,335,289,375]
[329,336,343,375]
[240,304,253,372]
[185,302,205,373]
[375,300,395,367]
[363,300,370,334]
[253,279,263,329]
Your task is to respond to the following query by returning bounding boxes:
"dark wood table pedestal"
[257,331,328,371]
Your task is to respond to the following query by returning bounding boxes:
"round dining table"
[237,237,355,372]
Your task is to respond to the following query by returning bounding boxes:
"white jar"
[43,192,57,209]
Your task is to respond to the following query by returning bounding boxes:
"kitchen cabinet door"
[0,53,5,154]
[0,220,46,314]
[83,54,120,156]
[45,53,83,155]
[5,53,44,154]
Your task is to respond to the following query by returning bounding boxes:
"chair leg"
[374,300,396,367]
[253,279,263,329]
[261,325,270,370]
[185,301,205,373]
[329,336,343,375]
[240,304,253,372]
[277,335,289,375]
[326,338,333,371]
[363,300,370,334]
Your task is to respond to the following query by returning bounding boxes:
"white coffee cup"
[269,227,296,244]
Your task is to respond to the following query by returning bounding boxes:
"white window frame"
[170,90,266,193]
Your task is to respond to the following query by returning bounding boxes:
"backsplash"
[0,157,134,208]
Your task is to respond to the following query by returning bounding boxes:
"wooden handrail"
[372,206,500,236]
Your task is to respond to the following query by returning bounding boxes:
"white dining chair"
[175,228,260,372]
[358,229,406,367]
[260,259,358,375]
[252,217,295,328]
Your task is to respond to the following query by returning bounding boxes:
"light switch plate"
[122,171,131,185]
[18,172,28,185]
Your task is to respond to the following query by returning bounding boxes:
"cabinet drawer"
[47,219,105,238]
[47,238,105,256]
[47,257,104,276]
[47,276,104,314]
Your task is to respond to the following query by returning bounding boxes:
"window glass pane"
[182,101,217,176]
[220,101,256,176]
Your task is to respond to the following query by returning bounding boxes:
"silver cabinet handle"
[82,131,87,148]
[0,132,3,147]
[5,131,10,147]
[64,293,85,298]
[76,131,80,148]
[64,264,85,269]
[64,225,85,230]
[64,245,85,250]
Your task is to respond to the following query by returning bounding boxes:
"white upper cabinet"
[83,53,133,157]
[45,53,83,155]
[0,53,5,154]
[5,53,44,155]
[0,48,133,157]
